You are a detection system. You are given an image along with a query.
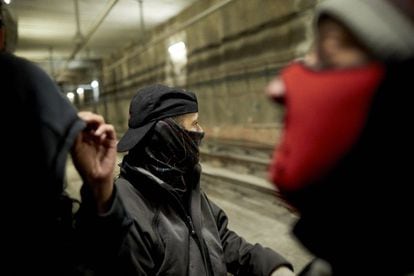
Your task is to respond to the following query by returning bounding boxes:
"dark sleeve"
[208,198,293,276]
[11,53,85,185]
[2,52,85,193]
[76,185,133,274]
[76,182,158,276]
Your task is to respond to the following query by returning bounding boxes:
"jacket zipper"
[185,215,214,276]
[122,166,214,275]
[186,215,196,236]
[164,190,213,276]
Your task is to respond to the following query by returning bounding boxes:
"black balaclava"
[125,117,204,198]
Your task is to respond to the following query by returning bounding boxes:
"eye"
[193,121,202,131]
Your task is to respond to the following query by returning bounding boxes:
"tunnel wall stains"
[81,0,318,146]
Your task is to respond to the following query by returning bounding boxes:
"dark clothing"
[117,84,199,152]
[79,161,291,275]
[1,52,85,275]
[283,59,414,275]
[128,118,203,175]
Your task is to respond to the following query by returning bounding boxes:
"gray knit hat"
[316,0,414,61]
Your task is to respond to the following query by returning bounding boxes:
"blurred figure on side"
[266,0,414,275]
[1,3,117,275]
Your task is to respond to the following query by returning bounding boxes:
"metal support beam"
[48,46,55,77]
[58,0,120,80]
[73,0,83,44]
[138,0,145,40]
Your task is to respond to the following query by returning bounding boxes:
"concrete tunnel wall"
[79,0,318,146]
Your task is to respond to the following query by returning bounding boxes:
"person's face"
[265,17,374,99]
[315,17,372,69]
[179,112,203,132]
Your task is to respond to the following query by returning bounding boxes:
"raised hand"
[71,111,117,213]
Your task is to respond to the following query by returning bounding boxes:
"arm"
[265,76,286,102]
[265,49,319,103]
[208,199,294,276]
[71,111,117,213]
[71,112,131,272]
[77,179,158,276]
[72,119,156,275]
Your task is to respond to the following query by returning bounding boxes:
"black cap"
[117,84,198,152]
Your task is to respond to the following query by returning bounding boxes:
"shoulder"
[199,191,226,219]
[0,52,29,67]
[115,177,158,222]
[0,52,69,110]
[0,52,47,80]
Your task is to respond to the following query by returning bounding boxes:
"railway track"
[199,138,295,215]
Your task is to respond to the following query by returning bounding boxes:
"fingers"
[95,123,115,138]
[265,76,285,99]
[95,124,117,147]
[78,111,109,134]
[78,111,117,146]
[78,111,105,128]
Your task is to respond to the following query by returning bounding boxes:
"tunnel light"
[76,87,84,95]
[3,0,11,5]
[67,92,75,103]
[91,80,100,102]
[91,80,99,88]
[168,41,187,63]
[76,87,84,103]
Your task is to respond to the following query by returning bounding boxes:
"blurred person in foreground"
[266,0,414,275]
[1,3,117,275]
[78,84,295,276]
[1,53,117,274]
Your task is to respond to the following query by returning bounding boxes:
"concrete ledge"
[201,163,276,194]
[201,149,270,165]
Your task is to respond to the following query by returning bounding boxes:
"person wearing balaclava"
[78,84,294,276]
[266,0,414,275]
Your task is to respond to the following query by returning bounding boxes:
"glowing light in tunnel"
[76,87,84,95]
[168,41,187,63]
[91,80,99,88]
[67,92,75,103]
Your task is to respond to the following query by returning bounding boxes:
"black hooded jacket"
[78,159,292,276]
[1,52,85,275]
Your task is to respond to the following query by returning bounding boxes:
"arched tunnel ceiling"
[5,0,198,82]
